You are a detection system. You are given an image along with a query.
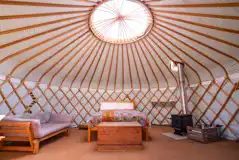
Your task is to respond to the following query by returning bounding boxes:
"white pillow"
[100,102,135,110]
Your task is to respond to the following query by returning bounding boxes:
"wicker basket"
[187,126,221,143]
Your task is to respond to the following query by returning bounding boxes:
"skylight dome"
[89,0,153,44]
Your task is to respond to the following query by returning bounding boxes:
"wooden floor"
[0,126,238,160]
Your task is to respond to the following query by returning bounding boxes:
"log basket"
[187,126,222,143]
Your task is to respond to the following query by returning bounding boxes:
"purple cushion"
[50,113,72,123]
[35,122,70,138]
[34,112,51,124]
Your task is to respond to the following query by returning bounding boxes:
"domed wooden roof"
[0,0,238,89]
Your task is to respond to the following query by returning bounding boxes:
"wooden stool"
[88,126,97,142]
[0,136,5,149]
[144,127,149,141]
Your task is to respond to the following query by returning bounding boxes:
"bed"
[87,101,149,142]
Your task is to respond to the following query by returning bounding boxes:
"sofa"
[0,112,72,153]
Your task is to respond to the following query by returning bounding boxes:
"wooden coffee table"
[97,122,143,151]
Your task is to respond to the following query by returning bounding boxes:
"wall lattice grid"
[0,77,238,139]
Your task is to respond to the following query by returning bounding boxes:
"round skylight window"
[89,0,153,44]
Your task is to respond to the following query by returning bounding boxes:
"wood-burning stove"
[170,63,193,135]
[172,114,193,136]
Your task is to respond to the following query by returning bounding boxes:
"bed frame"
[88,101,149,142]
[0,121,69,153]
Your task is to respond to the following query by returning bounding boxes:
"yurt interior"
[0,0,239,159]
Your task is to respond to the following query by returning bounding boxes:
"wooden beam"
[154,18,239,48]
[0,14,87,35]
[0,10,91,20]
[9,26,89,77]
[87,43,107,89]
[22,29,90,81]
[38,34,93,85]
[0,19,88,49]
[155,20,239,63]
[80,43,107,88]
[147,3,239,8]
[70,41,102,88]
[152,10,239,20]
[149,33,201,83]
[153,25,228,78]
[0,21,88,64]
[105,45,116,90]
[96,44,112,90]
[143,37,178,86]
[153,13,239,34]
[0,1,95,8]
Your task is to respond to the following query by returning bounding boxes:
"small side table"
[0,136,5,149]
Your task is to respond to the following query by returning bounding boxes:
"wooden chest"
[97,122,142,151]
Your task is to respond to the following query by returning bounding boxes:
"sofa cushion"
[21,113,34,119]
[21,112,51,124]
[35,122,70,138]
[34,112,51,124]
[49,113,72,123]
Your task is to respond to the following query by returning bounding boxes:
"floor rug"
[162,132,188,140]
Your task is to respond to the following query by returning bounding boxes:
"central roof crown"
[89,0,153,44]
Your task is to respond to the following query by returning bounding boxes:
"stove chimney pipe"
[177,63,188,114]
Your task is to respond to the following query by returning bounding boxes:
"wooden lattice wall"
[0,76,238,139]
